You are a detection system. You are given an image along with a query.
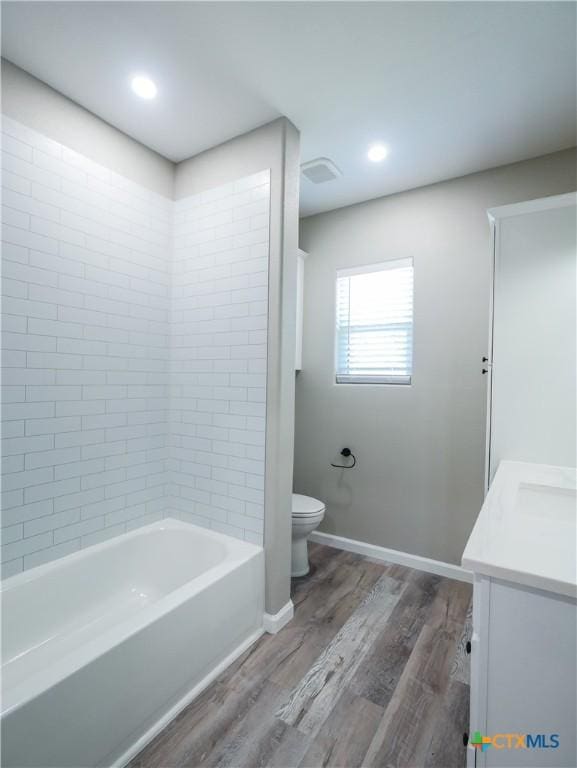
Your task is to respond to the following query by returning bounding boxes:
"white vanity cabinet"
[468,576,576,768]
[464,463,577,768]
[295,249,307,371]
[463,192,577,768]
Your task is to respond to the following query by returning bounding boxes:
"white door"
[488,197,577,483]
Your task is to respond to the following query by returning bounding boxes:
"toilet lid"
[292,493,325,517]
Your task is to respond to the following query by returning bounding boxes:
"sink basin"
[516,482,576,523]
[462,460,577,598]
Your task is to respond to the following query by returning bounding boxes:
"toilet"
[291,493,326,577]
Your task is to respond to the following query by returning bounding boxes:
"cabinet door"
[489,202,576,482]
[468,576,491,768]
[484,580,576,767]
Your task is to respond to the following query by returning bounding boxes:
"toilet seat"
[292,493,325,518]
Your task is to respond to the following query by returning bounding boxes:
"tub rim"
[0,517,260,594]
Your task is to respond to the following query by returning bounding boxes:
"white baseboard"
[309,531,473,584]
[114,628,264,767]
[263,599,294,634]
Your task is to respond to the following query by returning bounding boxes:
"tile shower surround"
[1,116,270,577]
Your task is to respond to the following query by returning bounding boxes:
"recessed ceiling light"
[131,75,157,100]
[367,144,388,163]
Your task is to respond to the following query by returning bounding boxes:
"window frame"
[334,257,414,386]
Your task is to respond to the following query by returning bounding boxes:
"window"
[336,258,414,384]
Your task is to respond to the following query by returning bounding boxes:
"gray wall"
[177,119,300,615]
[296,148,577,565]
[1,60,174,197]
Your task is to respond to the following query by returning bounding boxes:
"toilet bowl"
[291,493,326,577]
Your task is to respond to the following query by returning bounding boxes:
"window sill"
[335,375,412,385]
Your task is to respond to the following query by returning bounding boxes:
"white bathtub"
[1,518,264,767]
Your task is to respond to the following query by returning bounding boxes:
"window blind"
[336,258,414,384]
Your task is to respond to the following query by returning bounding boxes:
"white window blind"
[336,258,414,384]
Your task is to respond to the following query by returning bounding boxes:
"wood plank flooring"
[131,544,472,768]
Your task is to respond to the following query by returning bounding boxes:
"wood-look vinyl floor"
[131,543,472,768]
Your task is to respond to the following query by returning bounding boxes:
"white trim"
[263,599,294,634]
[336,374,411,385]
[487,191,577,222]
[114,628,264,768]
[309,531,473,583]
[337,257,412,279]
[484,215,498,493]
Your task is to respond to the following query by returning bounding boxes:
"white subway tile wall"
[1,117,270,577]
[169,171,270,545]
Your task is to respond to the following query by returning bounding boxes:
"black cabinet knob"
[466,640,472,654]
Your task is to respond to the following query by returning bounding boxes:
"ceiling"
[2,2,576,216]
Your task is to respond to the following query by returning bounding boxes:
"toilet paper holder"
[331,447,357,469]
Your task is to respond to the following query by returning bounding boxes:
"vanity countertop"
[462,460,577,598]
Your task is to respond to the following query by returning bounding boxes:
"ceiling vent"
[301,157,342,184]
